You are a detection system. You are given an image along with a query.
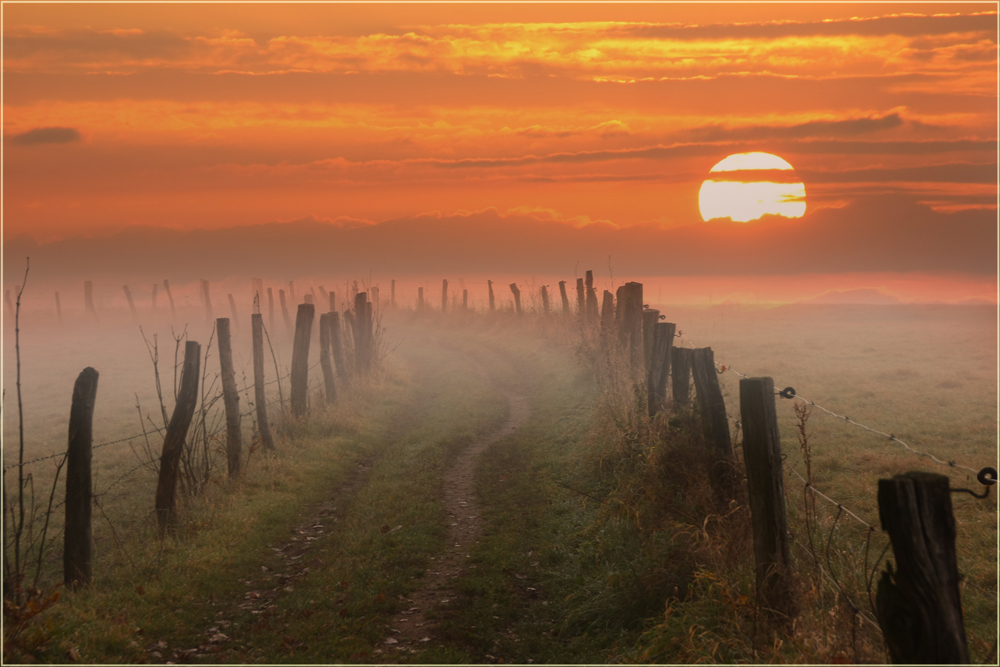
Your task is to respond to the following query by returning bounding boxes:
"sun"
[698,152,806,223]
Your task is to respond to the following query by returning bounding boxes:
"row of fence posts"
[61,290,378,589]
[53,276,972,662]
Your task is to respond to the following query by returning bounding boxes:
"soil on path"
[381,387,530,655]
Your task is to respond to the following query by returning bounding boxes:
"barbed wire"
[784,461,874,531]
[676,332,988,481]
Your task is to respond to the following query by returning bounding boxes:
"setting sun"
[699,152,807,223]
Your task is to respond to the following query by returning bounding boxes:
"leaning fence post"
[487,280,495,312]
[739,376,797,623]
[227,293,241,330]
[155,340,201,535]
[647,321,675,416]
[54,291,63,324]
[290,303,315,417]
[123,285,138,322]
[642,308,660,376]
[540,285,550,315]
[319,313,337,404]
[875,472,969,664]
[200,279,213,324]
[163,279,176,321]
[84,281,98,322]
[65,367,98,589]
[216,318,242,480]
[691,347,733,458]
[576,278,586,324]
[585,270,599,321]
[558,281,570,314]
[279,289,292,335]
[509,283,522,316]
[251,314,276,450]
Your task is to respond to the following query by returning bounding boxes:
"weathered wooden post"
[330,311,347,380]
[462,289,469,310]
[267,287,276,332]
[65,367,98,589]
[671,346,692,408]
[876,472,969,664]
[216,318,242,480]
[540,285,550,315]
[329,291,336,313]
[155,340,201,535]
[227,294,240,329]
[251,314,276,450]
[54,291,63,324]
[354,292,372,373]
[163,279,176,321]
[509,283,522,316]
[642,308,660,375]
[585,270,599,321]
[123,285,138,322]
[647,321,675,416]
[417,286,425,311]
[84,281,98,321]
[740,376,796,622]
[290,303,315,417]
[600,290,614,333]
[617,282,644,373]
[318,313,337,404]
[488,280,496,312]
[575,278,586,323]
[558,281,570,314]
[691,347,733,458]
[279,289,293,334]
[200,279,213,324]
[441,279,449,314]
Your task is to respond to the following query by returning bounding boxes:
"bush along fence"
[3,281,384,610]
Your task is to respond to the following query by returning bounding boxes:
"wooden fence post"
[319,313,337,404]
[509,283,522,316]
[54,291,63,324]
[671,346,692,408]
[441,279,448,313]
[216,318,242,480]
[266,287,276,332]
[354,292,372,373]
[739,376,797,622]
[227,294,240,329]
[558,281,570,314]
[540,286,550,314]
[463,289,469,310]
[642,308,660,376]
[329,291,336,313]
[123,285,138,322]
[290,303,315,417]
[330,311,347,380]
[155,340,201,535]
[84,281,97,321]
[65,367,98,589]
[279,289,292,335]
[691,347,733,458]
[616,282,643,373]
[288,280,296,305]
[647,322,675,416]
[876,472,969,664]
[575,278,586,324]
[251,314,276,450]
[585,270,599,321]
[487,280,495,312]
[163,279,176,321]
[200,279,213,324]
[600,290,614,333]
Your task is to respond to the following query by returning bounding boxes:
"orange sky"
[2,3,997,302]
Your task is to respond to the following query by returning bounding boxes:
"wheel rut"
[380,387,530,655]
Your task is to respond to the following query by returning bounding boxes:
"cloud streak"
[7,126,81,146]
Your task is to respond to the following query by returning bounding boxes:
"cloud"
[8,126,81,146]
[680,113,906,143]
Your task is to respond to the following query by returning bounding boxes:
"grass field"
[1,300,996,663]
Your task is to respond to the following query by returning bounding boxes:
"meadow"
[1,292,996,663]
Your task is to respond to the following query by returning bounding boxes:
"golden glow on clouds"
[700,153,807,222]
